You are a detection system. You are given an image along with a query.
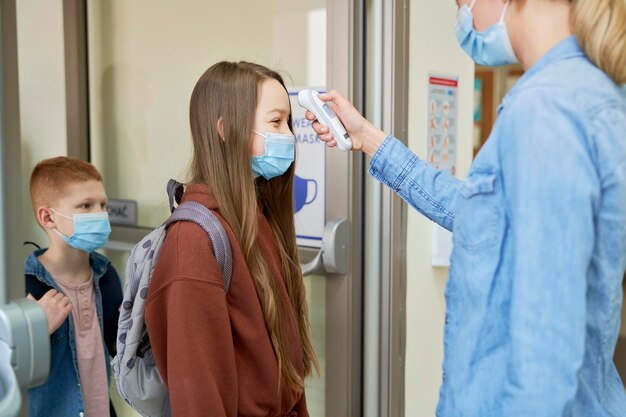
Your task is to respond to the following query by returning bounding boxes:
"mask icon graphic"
[293,175,318,213]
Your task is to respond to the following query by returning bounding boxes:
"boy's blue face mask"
[51,209,111,253]
[454,0,518,66]
[251,131,295,180]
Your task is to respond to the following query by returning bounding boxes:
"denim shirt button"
[79,413,84,417]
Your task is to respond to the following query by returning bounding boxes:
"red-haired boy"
[24,156,122,417]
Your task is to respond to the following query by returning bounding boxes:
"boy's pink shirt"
[57,273,110,417]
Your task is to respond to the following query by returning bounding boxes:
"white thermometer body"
[297,89,353,151]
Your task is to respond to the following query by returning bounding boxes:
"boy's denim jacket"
[24,249,123,417]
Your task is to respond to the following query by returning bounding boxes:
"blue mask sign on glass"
[293,175,318,213]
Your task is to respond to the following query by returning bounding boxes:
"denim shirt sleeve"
[498,87,597,415]
[369,136,461,231]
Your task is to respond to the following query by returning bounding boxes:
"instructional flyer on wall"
[427,74,458,175]
[427,74,458,267]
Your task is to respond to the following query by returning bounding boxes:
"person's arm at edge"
[308,90,460,230]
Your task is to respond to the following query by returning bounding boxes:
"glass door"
[86,1,363,416]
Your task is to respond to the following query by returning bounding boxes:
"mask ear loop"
[49,208,73,220]
[499,1,510,24]
[468,0,477,11]
[48,208,73,240]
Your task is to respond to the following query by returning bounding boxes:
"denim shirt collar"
[498,36,584,113]
[24,248,111,287]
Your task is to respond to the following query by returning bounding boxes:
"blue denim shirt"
[370,36,626,416]
[24,249,122,417]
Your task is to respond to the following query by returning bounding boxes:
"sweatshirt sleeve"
[292,391,309,417]
[145,221,238,417]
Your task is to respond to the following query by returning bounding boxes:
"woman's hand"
[28,289,72,335]
[305,90,388,157]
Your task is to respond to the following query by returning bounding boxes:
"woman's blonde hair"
[571,0,626,84]
[189,61,319,391]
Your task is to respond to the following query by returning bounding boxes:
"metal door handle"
[0,299,50,392]
[0,338,20,417]
[300,219,348,276]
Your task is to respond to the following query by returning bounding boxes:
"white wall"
[16,0,68,250]
[404,1,475,415]
[15,3,68,416]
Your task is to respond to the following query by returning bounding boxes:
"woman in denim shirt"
[308,0,626,416]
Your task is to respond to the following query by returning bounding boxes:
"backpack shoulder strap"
[166,179,184,214]
[164,201,233,292]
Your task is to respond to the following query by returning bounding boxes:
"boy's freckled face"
[50,180,108,236]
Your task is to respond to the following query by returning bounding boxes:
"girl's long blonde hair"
[188,61,319,391]
[571,0,626,84]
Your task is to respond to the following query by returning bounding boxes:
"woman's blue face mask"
[454,0,518,66]
[251,131,295,180]
[51,209,111,253]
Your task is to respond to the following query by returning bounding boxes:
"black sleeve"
[25,274,52,299]
[100,265,123,356]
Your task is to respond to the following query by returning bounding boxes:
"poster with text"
[427,75,458,267]
[427,75,458,175]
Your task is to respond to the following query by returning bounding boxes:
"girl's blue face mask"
[454,0,518,66]
[251,131,295,180]
[51,209,111,253]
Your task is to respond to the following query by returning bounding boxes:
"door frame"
[360,0,410,415]
[324,0,365,415]
[63,1,368,415]
[0,0,24,305]
[380,0,410,415]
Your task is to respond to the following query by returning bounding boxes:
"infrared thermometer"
[297,89,353,151]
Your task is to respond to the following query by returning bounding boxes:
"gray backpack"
[111,180,233,417]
